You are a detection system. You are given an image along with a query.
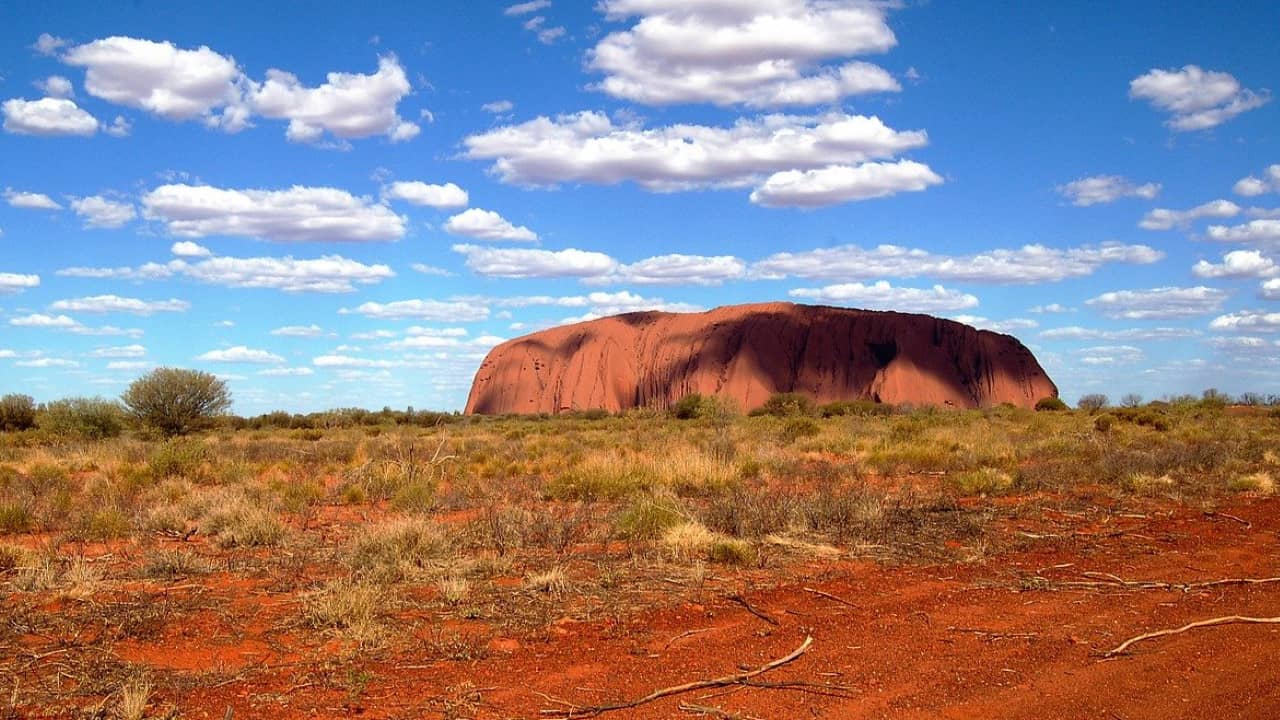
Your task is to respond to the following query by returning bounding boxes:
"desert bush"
[1229,472,1275,494]
[951,467,1015,496]
[140,549,211,579]
[39,397,125,440]
[616,493,684,540]
[0,501,33,533]
[751,392,815,418]
[779,417,821,443]
[703,486,796,538]
[122,368,231,436]
[201,495,287,548]
[1093,414,1115,433]
[661,521,716,561]
[1035,397,1068,412]
[349,517,451,580]
[709,538,755,565]
[69,507,132,541]
[305,576,385,644]
[1077,394,1108,412]
[819,399,895,417]
[0,394,37,431]
[1120,393,1143,408]
[148,439,210,480]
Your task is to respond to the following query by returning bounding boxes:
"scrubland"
[1,399,1278,718]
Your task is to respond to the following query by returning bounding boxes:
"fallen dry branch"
[803,587,860,609]
[727,594,780,626]
[1031,573,1280,594]
[539,636,813,718]
[1105,616,1280,657]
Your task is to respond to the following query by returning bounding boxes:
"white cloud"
[171,241,212,257]
[141,184,405,242]
[599,254,746,286]
[1234,165,1280,197]
[1206,336,1279,354]
[790,281,978,313]
[453,244,618,279]
[63,36,250,130]
[49,295,189,315]
[343,299,490,321]
[749,160,943,208]
[258,367,315,376]
[1210,311,1280,333]
[313,355,403,369]
[271,324,326,337]
[33,33,68,56]
[482,100,515,114]
[1129,65,1269,131]
[505,1,551,16]
[1039,326,1198,341]
[1206,219,1280,246]
[59,251,395,294]
[1139,199,1240,230]
[36,75,75,98]
[410,263,453,276]
[4,189,62,210]
[2,97,99,136]
[949,316,1038,334]
[197,346,285,364]
[383,181,468,209]
[106,360,153,371]
[105,115,131,137]
[1029,303,1073,314]
[1077,345,1144,366]
[1085,286,1228,319]
[9,313,80,329]
[15,357,79,369]
[753,242,1162,284]
[251,56,419,143]
[589,0,899,107]
[88,344,146,358]
[1057,175,1161,206]
[444,208,538,242]
[70,195,136,228]
[0,272,40,295]
[464,111,933,203]
[1261,279,1280,300]
[1192,250,1280,279]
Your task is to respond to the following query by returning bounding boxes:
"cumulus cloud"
[589,0,899,107]
[482,100,515,114]
[141,184,405,242]
[1206,219,1280,246]
[1029,303,1073,314]
[752,242,1162,284]
[520,15,568,45]
[1077,345,1144,366]
[1085,286,1228,319]
[258,367,314,376]
[383,181,469,209]
[59,252,395,294]
[452,244,618,279]
[63,36,251,130]
[444,208,538,242]
[1129,65,1269,131]
[1039,326,1198,341]
[1057,175,1161,206]
[106,360,153,371]
[15,357,80,369]
[197,346,285,364]
[170,241,212,257]
[50,295,189,315]
[0,272,40,295]
[789,281,978,313]
[270,324,326,337]
[411,263,453,277]
[2,97,99,136]
[36,76,75,98]
[749,160,943,208]
[1139,199,1240,230]
[59,36,419,142]
[464,111,934,205]
[33,33,69,56]
[70,195,136,228]
[1210,310,1280,333]
[342,299,490,321]
[1192,250,1280,279]
[4,189,62,210]
[948,316,1038,334]
[251,56,419,143]
[1234,165,1280,197]
[7,313,143,337]
[1261,279,1280,300]
[505,1,550,15]
[88,344,146,358]
[600,254,746,286]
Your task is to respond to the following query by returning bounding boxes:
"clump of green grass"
[709,538,755,565]
[1229,472,1274,495]
[951,467,1015,496]
[616,493,684,540]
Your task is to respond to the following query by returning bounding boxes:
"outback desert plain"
[3,1,1280,719]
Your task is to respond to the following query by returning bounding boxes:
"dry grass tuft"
[526,566,569,594]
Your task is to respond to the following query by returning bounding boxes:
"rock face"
[465,302,1058,415]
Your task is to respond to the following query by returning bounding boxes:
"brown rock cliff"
[465,302,1058,414]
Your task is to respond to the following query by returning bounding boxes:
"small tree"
[1120,393,1143,408]
[0,394,37,431]
[1035,396,1068,412]
[39,397,125,440]
[1077,394,1108,412]
[121,368,231,436]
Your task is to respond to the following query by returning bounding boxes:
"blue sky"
[2,1,1278,413]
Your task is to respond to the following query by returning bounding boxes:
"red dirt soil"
[39,495,1276,720]
[466,302,1058,415]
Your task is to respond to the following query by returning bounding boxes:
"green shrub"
[149,440,210,480]
[1093,414,1115,433]
[0,502,33,533]
[122,368,231,436]
[1034,397,1068,412]
[616,494,683,540]
[39,397,125,440]
[672,394,708,420]
[819,400,895,417]
[951,467,1015,495]
[751,392,815,417]
[779,417,821,443]
[0,394,37,432]
[709,538,755,565]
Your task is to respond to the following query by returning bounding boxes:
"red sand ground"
[21,494,1276,719]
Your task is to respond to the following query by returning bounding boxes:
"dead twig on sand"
[727,594,779,626]
[664,628,713,649]
[1203,511,1252,529]
[1105,616,1280,657]
[947,627,1038,641]
[802,587,860,609]
[539,636,813,718]
[1030,573,1280,594]
[678,703,759,719]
